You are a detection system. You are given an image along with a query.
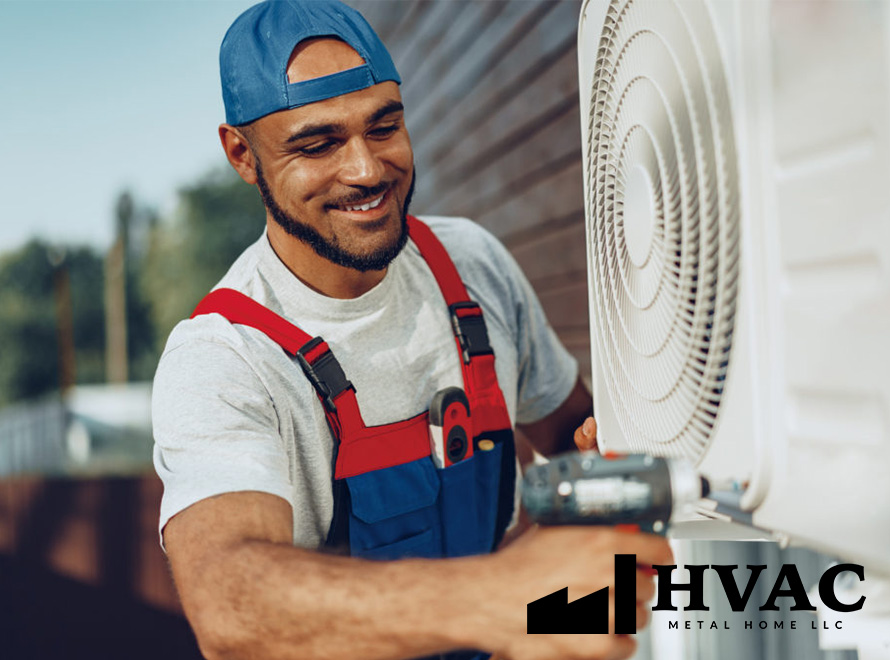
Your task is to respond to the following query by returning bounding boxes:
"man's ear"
[219,124,258,185]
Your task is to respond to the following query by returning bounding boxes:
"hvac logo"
[527,555,867,635]
[527,555,638,634]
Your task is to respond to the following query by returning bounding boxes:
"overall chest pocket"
[345,457,443,560]
[437,440,506,558]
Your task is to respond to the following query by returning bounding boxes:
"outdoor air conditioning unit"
[579,0,890,576]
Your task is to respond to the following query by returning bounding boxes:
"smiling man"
[232,36,415,291]
[152,2,670,659]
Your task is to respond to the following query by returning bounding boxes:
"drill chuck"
[521,452,709,534]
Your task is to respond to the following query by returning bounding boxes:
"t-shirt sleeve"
[152,334,292,548]
[502,246,579,425]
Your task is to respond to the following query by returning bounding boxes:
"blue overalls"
[192,216,516,659]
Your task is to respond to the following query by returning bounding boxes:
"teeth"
[344,194,384,212]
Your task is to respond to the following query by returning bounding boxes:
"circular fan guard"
[586,0,741,462]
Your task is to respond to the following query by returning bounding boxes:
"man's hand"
[481,526,672,660]
[573,416,598,452]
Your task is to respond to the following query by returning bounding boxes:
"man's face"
[244,40,415,272]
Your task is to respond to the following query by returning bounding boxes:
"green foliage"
[0,242,106,405]
[140,168,265,351]
[0,168,263,404]
[125,266,157,382]
[67,247,109,384]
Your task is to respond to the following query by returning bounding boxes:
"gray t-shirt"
[152,216,577,548]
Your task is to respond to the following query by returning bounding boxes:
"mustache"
[325,182,392,209]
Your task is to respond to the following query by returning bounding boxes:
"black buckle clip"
[449,302,493,364]
[296,337,353,413]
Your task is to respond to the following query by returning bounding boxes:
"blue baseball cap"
[220,0,401,126]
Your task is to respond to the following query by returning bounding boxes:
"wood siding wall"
[358,0,591,383]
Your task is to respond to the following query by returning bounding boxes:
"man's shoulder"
[418,215,496,251]
[416,215,513,278]
[414,215,526,341]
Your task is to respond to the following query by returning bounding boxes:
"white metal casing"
[579,0,890,574]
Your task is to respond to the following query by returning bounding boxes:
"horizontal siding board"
[394,6,445,69]
[422,39,578,174]
[436,49,580,185]
[431,97,581,215]
[392,1,472,85]
[407,2,561,149]
[475,155,584,238]
[401,2,508,113]
[412,2,580,170]
[394,1,470,78]
[475,158,584,237]
[389,0,431,39]
[502,208,585,248]
[352,1,409,44]
[511,221,587,289]
[538,279,590,331]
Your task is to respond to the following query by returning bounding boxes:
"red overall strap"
[192,288,312,354]
[405,216,470,305]
[190,288,431,479]
[191,288,355,439]
[406,216,512,436]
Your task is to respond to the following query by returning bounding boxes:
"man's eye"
[299,141,336,156]
[369,124,399,138]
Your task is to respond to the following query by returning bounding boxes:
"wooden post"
[105,193,132,384]
[51,255,76,394]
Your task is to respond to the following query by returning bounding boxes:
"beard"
[255,161,415,273]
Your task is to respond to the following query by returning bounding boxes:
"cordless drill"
[521,452,710,534]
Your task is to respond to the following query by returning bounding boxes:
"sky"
[0,0,258,252]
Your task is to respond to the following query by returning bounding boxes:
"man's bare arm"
[166,491,486,659]
[165,490,669,660]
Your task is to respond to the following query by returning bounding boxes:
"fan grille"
[586,0,741,462]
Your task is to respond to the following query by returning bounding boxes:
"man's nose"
[339,137,385,188]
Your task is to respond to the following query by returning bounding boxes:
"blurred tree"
[104,190,158,383]
[68,246,108,385]
[0,242,106,405]
[0,171,262,404]
[126,205,160,382]
[140,168,265,351]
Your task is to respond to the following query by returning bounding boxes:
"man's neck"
[266,221,387,299]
